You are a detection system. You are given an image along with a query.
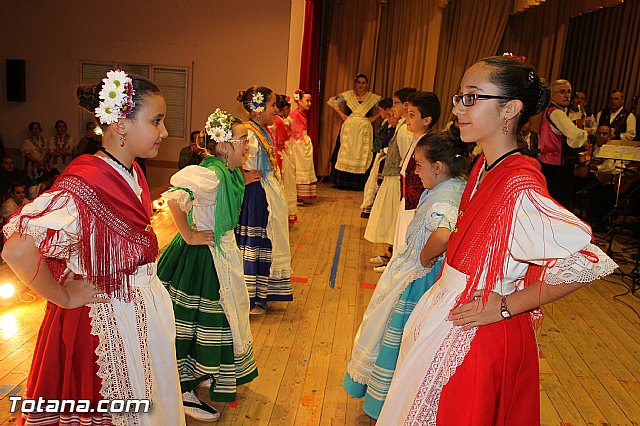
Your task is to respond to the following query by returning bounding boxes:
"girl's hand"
[61,277,109,309]
[186,229,215,246]
[447,290,502,331]
[422,257,437,268]
[243,170,262,185]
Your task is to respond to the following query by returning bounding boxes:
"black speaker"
[6,59,26,102]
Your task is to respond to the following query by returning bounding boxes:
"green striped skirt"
[158,234,258,402]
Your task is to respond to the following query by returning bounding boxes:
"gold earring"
[502,117,509,135]
[120,133,126,147]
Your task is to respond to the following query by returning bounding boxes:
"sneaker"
[369,255,389,265]
[182,390,221,422]
[250,304,267,315]
[373,264,387,273]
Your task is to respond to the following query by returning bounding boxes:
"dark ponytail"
[416,129,471,179]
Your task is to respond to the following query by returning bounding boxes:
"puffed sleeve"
[511,190,617,284]
[162,165,220,213]
[242,131,260,171]
[426,202,459,232]
[3,190,79,259]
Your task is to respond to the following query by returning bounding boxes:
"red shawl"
[13,155,158,301]
[446,154,590,308]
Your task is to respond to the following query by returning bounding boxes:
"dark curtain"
[560,0,640,118]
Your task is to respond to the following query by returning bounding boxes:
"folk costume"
[49,133,75,171]
[5,155,185,426]
[288,108,317,200]
[330,90,381,190]
[235,120,293,308]
[344,177,465,419]
[271,115,298,223]
[377,154,616,425]
[361,119,391,217]
[158,156,258,402]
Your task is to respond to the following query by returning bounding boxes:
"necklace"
[99,147,134,176]
[484,148,521,172]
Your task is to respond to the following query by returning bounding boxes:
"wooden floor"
[1,182,640,425]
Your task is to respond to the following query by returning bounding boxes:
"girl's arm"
[2,234,107,308]
[448,280,590,331]
[167,199,214,246]
[420,227,450,268]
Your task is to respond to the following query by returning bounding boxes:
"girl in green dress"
[158,109,258,422]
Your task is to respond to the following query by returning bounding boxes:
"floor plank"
[1,182,639,425]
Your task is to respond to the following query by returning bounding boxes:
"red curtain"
[299,0,323,165]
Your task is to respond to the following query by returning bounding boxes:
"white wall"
[0,0,302,189]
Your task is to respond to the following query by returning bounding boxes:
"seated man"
[594,90,636,141]
[178,130,205,169]
[0,155,30,195]
[2,182,29,221]
[580,125,619,232]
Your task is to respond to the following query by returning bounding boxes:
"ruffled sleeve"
[242,132,260,171]
[3,190,79,259]
[162,165,220,213]
[426,202,459,232]
[510,190,617,284]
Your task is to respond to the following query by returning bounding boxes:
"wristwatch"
[500,295,512,320]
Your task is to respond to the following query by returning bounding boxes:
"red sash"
[14,155,158,300]
[446,154,590,307]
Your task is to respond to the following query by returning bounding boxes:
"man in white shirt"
[538,79,588,209]
[594,90,636,141]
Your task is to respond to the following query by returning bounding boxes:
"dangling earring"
[256,114,262,124]
[223,151,229,168]
[502,117,509,135]
[120,133,127,147]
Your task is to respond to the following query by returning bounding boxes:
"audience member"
[2,182,29,221]
[594,90,636,141]
[538,79,588,209]
[22,121,49,179]
[178,130,205,169]
[76,121,102,155]
[49,120,75,170]
[0,155,30,195]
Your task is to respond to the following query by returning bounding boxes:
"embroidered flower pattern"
[204,108,235,143]
[95,70,135,125]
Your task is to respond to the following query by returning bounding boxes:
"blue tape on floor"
[329,224,346,289]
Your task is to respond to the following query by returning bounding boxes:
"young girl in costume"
[344,131,468,419]
[288,89,317,202]
[3,70,185,426]
[393,91,440,257]
[157,109,258,422]
[236,86,293,314]
[361,97,394,218]
[378,56,618,425]
[272,94,298,224]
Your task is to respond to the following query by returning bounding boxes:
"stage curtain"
[373,0,448,96]
[432,0,512,129]
[561,0,640,118]
[316,0,383,176]
[299,0,323,165]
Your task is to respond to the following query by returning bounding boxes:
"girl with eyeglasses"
[157,109,257,422]
[378,56,617,425]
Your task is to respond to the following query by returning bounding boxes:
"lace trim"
[544,243,618,285]
[132,289,153,399]
[346,349,378,384]
[89,298,140,426]
[162,188,194,213]
[405,326,477,426]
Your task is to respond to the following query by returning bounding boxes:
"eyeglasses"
[452,93,516,107]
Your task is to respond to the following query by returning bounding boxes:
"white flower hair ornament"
[94,70,135,125]
[204,108,235,143]
[293,89,303,102]
[250,92,265,113]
